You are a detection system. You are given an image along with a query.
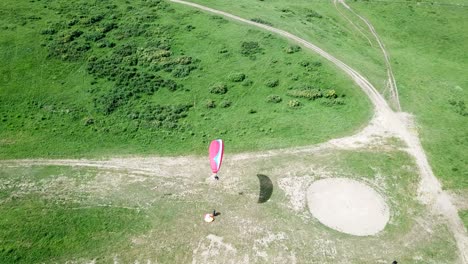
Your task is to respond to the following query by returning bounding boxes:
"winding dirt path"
[334,0,401,111]
[1,0,466,262]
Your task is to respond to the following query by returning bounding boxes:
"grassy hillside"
[0,0,371,158]
[185,0,467,189]
[349,1,468,190]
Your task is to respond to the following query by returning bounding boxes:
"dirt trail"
[1,0,466,262]
[334,0,401,111]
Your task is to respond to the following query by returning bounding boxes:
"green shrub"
[325,89,338,99]
[285,45,301,54]
[84,31,105,42]
[172,65,195,78]
[267,95,282,103]
[40,28,57,35]
[265,79,279,88]
[287,89,322,100]
[250,18,273,26]
[205,99,216,108]
[241,41,262,56]
[61,30,83,43]
[209,83,228,94]
[288,100,302,108]
[228,72,246,82]
[220,100,232,108]
[305,9,323,20]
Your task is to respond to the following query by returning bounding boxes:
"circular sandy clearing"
[307,178,389,236]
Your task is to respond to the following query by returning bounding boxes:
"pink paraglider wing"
[209,139,224,173]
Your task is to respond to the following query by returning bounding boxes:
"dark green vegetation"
[186,0,468,190]
[0,0,371,158]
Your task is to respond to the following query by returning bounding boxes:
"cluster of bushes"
[126,103,192,130]
[449,99,468,116]
[204,99,232,109]
[47,39,91,61]
[137,47,198,76]
[299,60,322,73]
[285,86,345,107]
[284,45,301,54]
[305,9,323,21]
[287,88,339,100]
[115,23,150,39]
[267,95,282,103]
[42,10,118,61]
[265,79,279,88]
[241,41,263,57]
[228,73,246,82]
[209,83,228,95]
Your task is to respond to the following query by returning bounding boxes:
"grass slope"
[0,0,371,158]
[186,0,468,189]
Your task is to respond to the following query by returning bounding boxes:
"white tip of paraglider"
[204,213,214,223]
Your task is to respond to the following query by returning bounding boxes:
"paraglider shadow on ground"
[257,174,273,203]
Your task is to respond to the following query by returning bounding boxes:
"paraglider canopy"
[209,139,224,174]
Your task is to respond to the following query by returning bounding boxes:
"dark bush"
[299,61,310,67]
[250,18,273,26]
[61,30,83,43]
[285,45,301,54]
[228,72,246,82]
[85,31,105,41]
[205,99,216,108]
[287,89,322,100]
[41,28,57,35]
[220,100,232,108]
[265,79,279,88]
[305,9,323,20]
[209,83,228,94]
[100,22,118,33]
[241,41,262,56]
[267,95,282,103]
[172,66,191,78]
[84,14,105,25]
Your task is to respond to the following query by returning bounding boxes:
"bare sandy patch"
[307,178,389,236]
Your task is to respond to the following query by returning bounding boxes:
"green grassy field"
[186,0,468,190]
[0,0,464,262]
[0,0,371,159]
[0,149,457,263]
